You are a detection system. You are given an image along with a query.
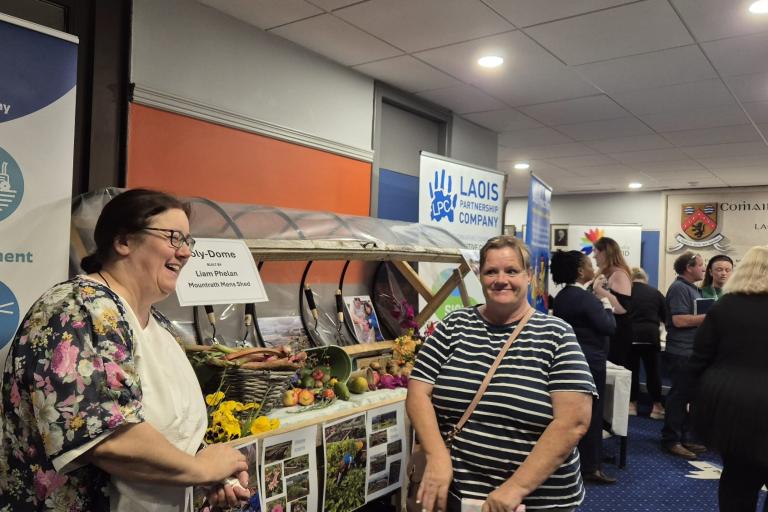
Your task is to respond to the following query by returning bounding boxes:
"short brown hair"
[673,251,699,275]
[479,235,531,271]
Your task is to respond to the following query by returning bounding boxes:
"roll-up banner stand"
[418,152,505,321]
[525,174,552,313]
[0,14,78,363]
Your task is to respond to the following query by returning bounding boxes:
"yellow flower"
[205,391,225,406]
[69,416,85,431]
[249,416,280,435]
[212,409,241,438]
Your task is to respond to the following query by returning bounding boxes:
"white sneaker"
[650,407,665,420]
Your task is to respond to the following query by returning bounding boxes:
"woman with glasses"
[0,189,250,511]
[592,237,633,369]
[690,246,768,511]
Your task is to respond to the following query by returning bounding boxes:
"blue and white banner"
[0,14,78,357]
[525,174,552,313]
[418,152,505,320]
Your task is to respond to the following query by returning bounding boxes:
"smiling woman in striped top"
[407,235,596,512]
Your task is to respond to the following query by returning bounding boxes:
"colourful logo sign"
[681,203,718,241]
[0,281,20,349]
[0,146,24,222]
[579,228,604,255]
[429,169,457,223]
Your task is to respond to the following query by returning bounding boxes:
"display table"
[603,362,632,467]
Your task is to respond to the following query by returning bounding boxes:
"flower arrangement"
[203,391,280,444]
[392,330,421,366]
[390,298,419,331]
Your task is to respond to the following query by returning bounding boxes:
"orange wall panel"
[126,104,371,216]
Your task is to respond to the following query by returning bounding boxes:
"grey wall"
[450,115,498,171]
[131,0,374,153]
[379,102,441,176]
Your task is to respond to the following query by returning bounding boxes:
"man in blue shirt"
[662,251,706,459]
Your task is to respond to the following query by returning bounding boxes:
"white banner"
[549,224,642,297]
[418,153,505,321]
[0,15,77,360]
[663,189,768,290]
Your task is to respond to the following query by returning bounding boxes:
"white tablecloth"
[603,362,632,436]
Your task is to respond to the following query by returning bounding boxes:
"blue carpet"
[581,414,767,511]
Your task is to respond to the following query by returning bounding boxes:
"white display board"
[365,402,406,502]
[0,15,78,361]
[260,425,319,512]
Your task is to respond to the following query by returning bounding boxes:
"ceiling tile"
[671,0,768,42]
[484,0,636,27]
[569,164,637,177]
[416,85,506,114]
[414,31,599,106]
[697,154,768,169]
[662,125,763,147]
[585,134,672,153]
[744,102,768,123]
[682,141,768,159]
[639,105,751,132]
[500,143,598,160]
[702,31,768,77]
[271,14,403,65]
[497,160,563,174]
[574,45,717,94]
[555,117,653,141]
[309,0,360,10]
[518,95,627,125]
[498,127,574,148]
[334,0,513,52]
[612,79,735,116]
[199,0,322,30]
[709,167,768,186]
[631,160,706,172]
[609,147,691,163]
[544,154,619,169]
[641,169,715,180]
[525,0,693,65]
[725,72,768,104]
[464,108,544,132]
[353,55,461,92]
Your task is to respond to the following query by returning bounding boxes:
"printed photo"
[289,498,307,512]
[371,411,397,431]
[265,496,286,512]
[238,441,260,490]
[388,460,402,486]
[367,475,389,495]
[369,430,388,448]
[264,440,293,464]
[369,453,386,475]
[285,471,310,502]
[386,439,402,457]
[259,316,309,351]
[284,454,309,476]
[343,295,384,342]
[264,463,284,500]
[324,414,367,512]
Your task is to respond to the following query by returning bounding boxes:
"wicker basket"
[218,367,297,414]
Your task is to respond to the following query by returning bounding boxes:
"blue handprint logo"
[429,169,458,222]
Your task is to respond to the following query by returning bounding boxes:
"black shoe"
[582,469,617,484]
[663,442,697,460]
[683,442,707,454]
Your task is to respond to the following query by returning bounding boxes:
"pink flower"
[10,381,21,407]
[71,320,85,329]
[104,362,126,389]
[51,340,79,379]
[113,344,127,362]
[34,469,67,501]
[270,505,283,512]
[107,403,125,429]
[59,313,69,327]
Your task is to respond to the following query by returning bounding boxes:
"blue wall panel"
[377,168,418,222]
[640,230,660,288]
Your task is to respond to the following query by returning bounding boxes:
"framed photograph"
[343,295,384,342]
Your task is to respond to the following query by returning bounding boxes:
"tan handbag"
[405,308,535,511]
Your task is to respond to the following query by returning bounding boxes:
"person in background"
[551,250,617,484]
[592,237,633,368]
[690,246,768,511]
[661,251,706,460]
[0,189,249,511]
[700,254,733,299]
[407,236,594,512]
[628,267,666,419]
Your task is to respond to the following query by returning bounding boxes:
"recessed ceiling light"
[628,182,643,189]
[749,0,768,13]
[514,162,530,170]
[478,55,504,68]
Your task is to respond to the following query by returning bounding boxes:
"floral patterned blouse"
[0,276,183,511]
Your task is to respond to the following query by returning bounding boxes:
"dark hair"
[593,236,631,277]
[673,251,700,275]
[479,235,531,271]
[550,250,585,285]
[80,189,191,273]
[702,254,734,287]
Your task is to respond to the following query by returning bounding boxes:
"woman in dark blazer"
[551,250,617,484]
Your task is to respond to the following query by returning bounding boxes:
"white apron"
[110,299,208,512]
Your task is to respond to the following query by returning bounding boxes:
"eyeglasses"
[142,228,196,250]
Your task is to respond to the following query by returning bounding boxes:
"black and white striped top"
[411,307,597,509]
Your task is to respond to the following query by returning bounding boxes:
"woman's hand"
[593,275,609,298]
[194,443,248,484]
[205,470,251,508]
[482,485,526,512]
[417,451,453,512]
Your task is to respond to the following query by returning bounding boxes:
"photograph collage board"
[261,425,319,512]
[322,413,368,512]
[365,402,406,501]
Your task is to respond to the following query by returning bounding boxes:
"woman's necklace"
[97,270,112,290]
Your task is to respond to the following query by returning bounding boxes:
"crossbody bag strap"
[445,307,536,444]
